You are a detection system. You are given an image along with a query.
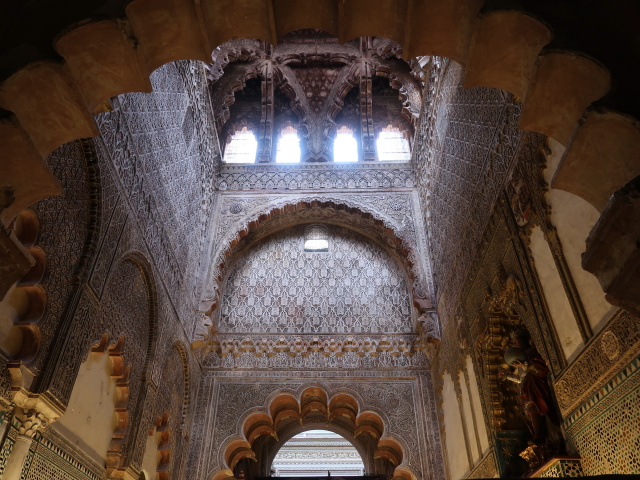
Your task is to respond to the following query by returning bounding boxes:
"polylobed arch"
[209,385,414,480]
[98,251,160,474]
[203,199,434,328]
[0,209,45,364]
[141,340,192,480]
[0,1,638,312]
[55,333,135,475]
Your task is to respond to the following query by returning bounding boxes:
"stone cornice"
[220,162,413,173]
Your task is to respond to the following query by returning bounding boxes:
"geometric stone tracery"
[219,224,413,335]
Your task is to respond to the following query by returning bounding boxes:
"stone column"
[3,409,48,478]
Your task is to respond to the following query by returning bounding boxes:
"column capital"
[15,408,49,439]
[12,389,64,431]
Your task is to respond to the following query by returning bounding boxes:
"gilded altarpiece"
[439,198,566,478]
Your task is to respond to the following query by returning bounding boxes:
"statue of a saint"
[499,330,562,448]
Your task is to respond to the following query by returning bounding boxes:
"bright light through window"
[304,225,328,252]
[334,126,358,163]
[304,239,329,251]
[376,125,411,162]
[223,127,257,163]
[276,125,301,164]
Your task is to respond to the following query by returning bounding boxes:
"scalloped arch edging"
[209,384,415,480]
[204,199,431,318]
[1,1,635,232]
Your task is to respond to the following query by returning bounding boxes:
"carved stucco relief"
[192,378,440,480]
[200,190,434,316]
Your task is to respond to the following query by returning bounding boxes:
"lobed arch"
[0,209,45,365]
[202,198,434,329]
[99,251,160,475]
[212,62,265,134]
[209,384,415,480]
[142,343,192,480]
[53,333,136,475]
[91,334,133,476]
[0,1,638,309]
[0,1,636,222]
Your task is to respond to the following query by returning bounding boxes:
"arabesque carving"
[553,310,640,416]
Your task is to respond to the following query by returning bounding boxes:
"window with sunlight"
[223,127,257,164]
[334,126,358,163]
[376,125,411,162]
[271,430,365,477]
[304,225,329,252]
[276,125,301,164]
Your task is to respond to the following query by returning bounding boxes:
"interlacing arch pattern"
[210,386,416,480]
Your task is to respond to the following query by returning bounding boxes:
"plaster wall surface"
[529,226,583,359]
[465,356,489,455]
[442,373,468,480]
[53,353,117,465]
[544,139,616,332]
[140,429,160,477]
[458,371,479,461]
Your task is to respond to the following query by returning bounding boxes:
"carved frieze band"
[553,310,640,416]
[203,333,434,370]
[218,162,415,192]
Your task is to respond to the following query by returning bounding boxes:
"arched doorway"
[271,430,365,477]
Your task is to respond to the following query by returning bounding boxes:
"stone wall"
[0,61,207,478]
[413,59,524,328]
[95,59,219,335]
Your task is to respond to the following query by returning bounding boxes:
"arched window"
[376,125,411,162]
[271,430,365,477]
[304,225,328,252]
[276,125,301,164]
[334,126,358,163]
[223,127,258,163]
